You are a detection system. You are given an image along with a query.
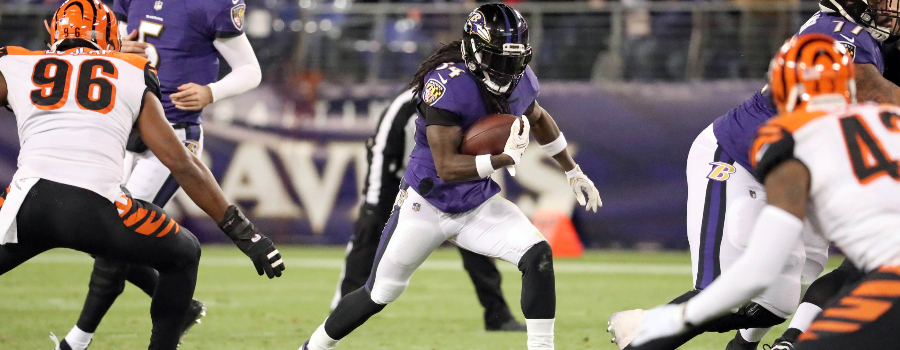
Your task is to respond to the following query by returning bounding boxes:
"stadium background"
[0,1,841,350]
[0,0,821,249]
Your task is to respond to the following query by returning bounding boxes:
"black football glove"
[218,205,285,278]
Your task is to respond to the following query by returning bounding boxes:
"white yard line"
[26,252,693,275]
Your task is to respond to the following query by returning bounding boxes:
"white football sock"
[526,319,554,350]
[738,327,769,343]
[306,324,340,350]
[63,326,93,350]
[787,302,823,332]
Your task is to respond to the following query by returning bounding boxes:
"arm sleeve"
[683,206,804,324]
[418,101,461,127]
[750,126,796,183]
[144,62,161,100]
[208,34,261,102]
[209,0,245,38]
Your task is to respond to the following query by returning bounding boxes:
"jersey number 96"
[30,58,118,114]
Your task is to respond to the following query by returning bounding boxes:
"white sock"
[526,319,554,350]
[788,302,823,332]
[738,327,770,343]
[63,326,93,350]
[306,324,340,350]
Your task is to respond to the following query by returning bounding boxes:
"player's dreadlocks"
[408,41,511,115]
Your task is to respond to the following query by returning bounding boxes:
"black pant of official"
[338,203,517,329]
[0,180,200,350]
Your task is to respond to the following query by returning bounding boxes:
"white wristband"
[476,154,495,178]
[540,133,567,157]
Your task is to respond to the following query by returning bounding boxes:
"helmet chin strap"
[481,71,511,95]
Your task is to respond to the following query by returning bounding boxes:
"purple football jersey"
[713,11,883,171]
[403,62,540,214]
[114,0,245,124]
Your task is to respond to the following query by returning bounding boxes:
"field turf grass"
[0,246,842,350]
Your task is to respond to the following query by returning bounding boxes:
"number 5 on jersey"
[31,58,117,114]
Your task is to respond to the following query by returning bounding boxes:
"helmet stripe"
[499,5,513,44]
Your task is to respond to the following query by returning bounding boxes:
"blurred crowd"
[2,0,819,86]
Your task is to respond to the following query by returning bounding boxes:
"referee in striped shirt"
[331,89,526,332]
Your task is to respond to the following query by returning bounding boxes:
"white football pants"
[366,185,546,305]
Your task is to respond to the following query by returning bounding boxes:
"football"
[459,114,521,156]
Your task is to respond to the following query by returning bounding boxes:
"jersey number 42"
[30,57,117,114]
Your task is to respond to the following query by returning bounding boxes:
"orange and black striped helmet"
[768,33,856,114]
[49,0,120,51]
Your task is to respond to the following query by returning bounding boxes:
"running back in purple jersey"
[403,62,539,214]
[113,0,245,124]
[712,11,884,171]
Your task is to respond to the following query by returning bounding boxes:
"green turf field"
[0,246,840,350]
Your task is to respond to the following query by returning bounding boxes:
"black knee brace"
[518,241,555,319]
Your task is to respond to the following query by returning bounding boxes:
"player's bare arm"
[0,71,7,107]
[763,159,810,219]
[526,101,576,171]
[137,91,229,221]
[855,63,900,103]
[427,124,515,182]
[526,100,601,211]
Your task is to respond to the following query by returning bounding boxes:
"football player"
[0,1,283,350]
[331,88,526,332]
[298,4,601,350]
[55,0,262,348]
[630,32,900,350]
[608,1,900,349]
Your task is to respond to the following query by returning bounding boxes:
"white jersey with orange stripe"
[0,46,159,202]
[752,103,900,272]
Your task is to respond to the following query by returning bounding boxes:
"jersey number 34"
[30,58,117,114]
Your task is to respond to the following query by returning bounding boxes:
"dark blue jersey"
[114,0,245,124]
[403,62,539,214]
[713,11,883,171]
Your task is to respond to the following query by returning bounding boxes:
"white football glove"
[502,116,530,176]
[629,304,690,347]
[565,165,601,212]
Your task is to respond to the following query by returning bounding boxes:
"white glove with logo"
[629,303,690,347]
[565,165,601,212]
[502,116,530,176]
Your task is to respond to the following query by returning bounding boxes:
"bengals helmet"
[461,4,532,95]
[49,0,120,51]
[820,0,900,41]
[768,34,856,114]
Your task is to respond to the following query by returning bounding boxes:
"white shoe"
[607,309,645,350]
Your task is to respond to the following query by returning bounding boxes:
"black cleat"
[486,319,527,332]
[724,331,759,350]
[762,339,794,350]
[49,333,89,350]
[179,299,207,341]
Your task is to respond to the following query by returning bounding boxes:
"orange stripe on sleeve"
[116,197,133,218]
[135,212,166,235]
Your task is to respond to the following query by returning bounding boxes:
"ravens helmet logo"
[466,11,491,42]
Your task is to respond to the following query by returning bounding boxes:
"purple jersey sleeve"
[113,0,130,21]
[798,12,884,73]
[421,63,483,119]
[207,0,245,38]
